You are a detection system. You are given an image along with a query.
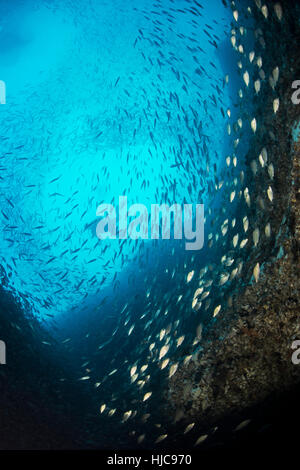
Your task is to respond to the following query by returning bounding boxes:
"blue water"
[0,0,245,325]
[2,0,293,452]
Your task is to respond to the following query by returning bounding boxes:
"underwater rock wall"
[0,0,299,451]
[165,0,300,447]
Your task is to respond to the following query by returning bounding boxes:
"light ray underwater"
[0,0,300,455]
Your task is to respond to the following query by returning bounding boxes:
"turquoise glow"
[0,0,242,322]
